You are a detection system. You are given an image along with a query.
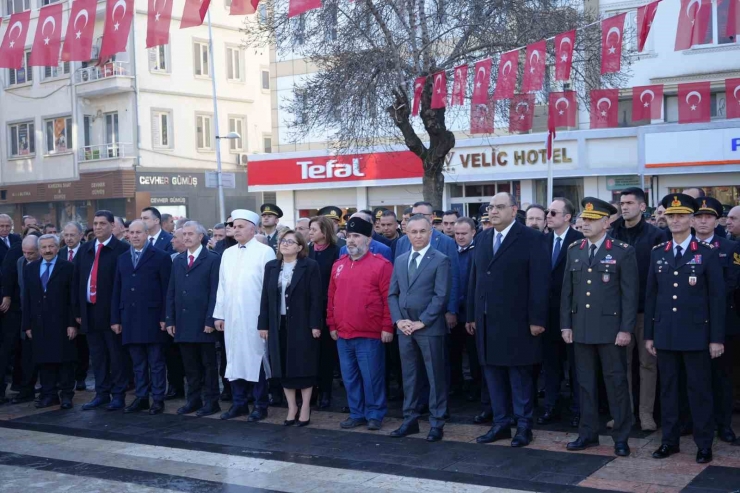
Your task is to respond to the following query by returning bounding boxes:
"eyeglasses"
[486,204,510,212]
[225,222,234,227]
[280,239,298,246]
[545,210,561,217]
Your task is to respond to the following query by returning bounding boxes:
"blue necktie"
[41,262,51,291]
[134,251,140,267]
[551,237,561,269]
[493,233,502,255]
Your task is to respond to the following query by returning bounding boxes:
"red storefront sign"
[248,151,423,186]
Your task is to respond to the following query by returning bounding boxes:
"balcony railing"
[78,143,134,162]
[74,62,130,84]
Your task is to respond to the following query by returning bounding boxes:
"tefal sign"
[248,151,423,187]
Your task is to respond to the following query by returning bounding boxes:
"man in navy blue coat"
[166,221,222,417]
[467,192,550,448]
[111,220,172,415]
[141,207,174,253]
[73,210,131,411]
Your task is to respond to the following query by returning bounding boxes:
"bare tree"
[244,0,632,207]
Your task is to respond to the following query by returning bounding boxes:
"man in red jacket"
[327,217,394,431]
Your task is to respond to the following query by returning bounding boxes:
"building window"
[9,121,35,157]
[8,52,32,86]
[665,93,720,122]
[43,61,70,80]
[228,117,244,151]
[148,45,169,73]
[226,46,242,81]
[40,0,60,5]
[44,116,72,154]
[6,0,30,14]
[263,135,272,153]
[193,41,210,77]
[83,116,91,147]
[196,114,213,150]
[261,69,270,90]
[152,110,172,148]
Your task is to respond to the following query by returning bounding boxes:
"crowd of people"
[0,185,739,466]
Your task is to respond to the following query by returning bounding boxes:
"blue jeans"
[337,337,387,422]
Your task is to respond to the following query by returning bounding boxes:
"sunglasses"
[545,210,561,217]
[225,222,234,227]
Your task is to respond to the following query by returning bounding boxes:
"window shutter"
[44,66,52,79]
[9,69,16,86]
[152,112,162,147]
[29,123,35,154]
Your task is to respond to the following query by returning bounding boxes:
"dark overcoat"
[258,257,322,379]
[546,227,584,339]
[152,230,174,253]
[711,236,740,336]
[166,248,221,343]
[467,221,550,366]
[22,258,76,363]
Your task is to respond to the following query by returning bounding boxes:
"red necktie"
[68,250,74,262]
[90,243,103,304]
[188,255,195,268]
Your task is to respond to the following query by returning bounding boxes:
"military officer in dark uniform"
[260,204,283,253]
[432,210,444,232]
[692,197,740,444]
[318,206,346,247]
[561,198,638,457]
[645,193,725,464]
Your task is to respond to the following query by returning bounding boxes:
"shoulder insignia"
[569,240,580,249]
[653,241,669,251]
[618,242,629,249]
[734,252,740,266]
[579,239,587,250]
[690,240,698,252]
[605,239,613,250]
[699,241,714,249]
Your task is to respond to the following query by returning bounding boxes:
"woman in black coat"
[258,230,322,426]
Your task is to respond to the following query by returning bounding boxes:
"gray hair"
[254,234,268,245]
[213,222,225,230]
[296,218,310,225]
[407,214,432,229]
[183,221,208,237]
[64,221,84,234]
[175,218,191,229]
[128,219,149,234]
[0,214,12,223]
[114,216,125,228]
[22,235,39,249]
[39,234,60,246]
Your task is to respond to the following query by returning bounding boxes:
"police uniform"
[260,204,283,253]
[561,198,638,455]
[318,206,346,247]
[644,194,725,463]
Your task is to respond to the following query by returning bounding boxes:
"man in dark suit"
[141,207,174,253]
[166,221,222,417]
[60,221,88,390]
[645,194,725,464]
[260,203,283,253]
[0,214,21,262]
[539,198,584,427]
[388,214,451,442]
[561,198,638,457]
[0,214,22,402]
[73,210,131,411]
[467,192,550,448]
[111,220,172,415]
[22,234,77,409]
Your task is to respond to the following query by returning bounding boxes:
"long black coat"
[308,243,340,331]
[712,236,740,336]
[258,258,322,379]
[467,221,550,366]
[22,258,76,363]
[546,227,584,339]
[0,233,20,263]
[73,236,130,334]
[1,242,24,314]
[111,246,172,345]
[166,248,221,343]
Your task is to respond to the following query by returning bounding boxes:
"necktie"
[188,255,195,268]
[408,251,420,281]
[493,233,502,255]
[41,262,51,291]
[3,237,8,248]
[68,249,74,262]
[90,243,103,304]
[133,251,140,267]
[551,237,562,269]
[589,244,597,264]
[149,237,155,246]
[675,245,683,263]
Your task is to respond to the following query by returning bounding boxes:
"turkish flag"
[632,84,663,122]
[726,78,740,120]
[729,0,740,39]
[181,0,211,29]
[554,30,575,81]
[146,0,174,48]
[637,0,660,52]
[601,13,626,74]
[289,0,321,18]
[493,51,517,100]
[99,0,135,62]
[0,11,31,69]
[29,4,63,67]
[590,89,619,129]
[675,0,711,51]
[522,41,546,93]
[231,0,260,14]
[548,91,577,128]
[431,71,447,109]
[509,94,535,133]
[411,76,425,116]
[450,64,467,106]
[678,81,711,123]
[61,0,96,62]
[470,100,494,134]
[472,59,492,105]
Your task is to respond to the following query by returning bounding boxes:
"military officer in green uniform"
[260,203,283,253]
[561,197,638,457]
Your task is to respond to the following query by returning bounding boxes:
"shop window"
[8,52,32,87]
[449,184,464,198]
[669,186,740,206]
[9,121,35,157]
[44,116,72,154]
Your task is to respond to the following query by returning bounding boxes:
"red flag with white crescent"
[99,0,135,62]
[231,0,260,14]
[675,0,711,51]
[0,11,31,69]
[470,100,494,134]
[30,4,63,67]
[450,64,467,106]
[522,40,546,93]
[726,78,740,120]
[554,30,575,81]
[636,0,660,52]
[548,91,577,128]
[677,81,710,124]
[493,51,517,100]
[509,94,535,133]
[601,13,626,74]
[181,0,211,29]
[147,0,174,48]
[472,59,492,105]
[411,76,425,116]
[632,84,663,122]
[61,0,97,62]
[590,88,619,129]
[431,71,447,109]
[288,0,321,18]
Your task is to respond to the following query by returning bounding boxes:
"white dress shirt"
[87,236,112,302]
[409,243,431,269]
[493,220,516,251]
[673,235,691,258]
[148,229,163,245]
[552,227,570,255]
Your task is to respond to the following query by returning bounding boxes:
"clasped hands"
[397,319,424,336]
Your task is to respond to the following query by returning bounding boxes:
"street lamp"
[214,131,241,223]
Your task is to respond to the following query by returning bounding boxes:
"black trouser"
[87,328,128,398]
[318,329,337,395]
[448,322,481,392]
[39,362,75,401]
[180,342,220,405]
[17,336,37,396]
[658,349,714,449]
[216,332,230,394]
[74,334,90,383]
[165,342,185,392]
[385,334,403,392]
[542,337,580,414]
[712,334,738,430]
[0,313,20,397]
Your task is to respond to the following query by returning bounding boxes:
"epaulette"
[652,241,669,251]
[699,241,714,249]
[568,240,581,249]
[617,241,629,249]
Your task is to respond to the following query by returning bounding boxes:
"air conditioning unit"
[237,153,249,166]
[81,71,89,82]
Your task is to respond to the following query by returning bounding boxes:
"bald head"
[726,206,740,236]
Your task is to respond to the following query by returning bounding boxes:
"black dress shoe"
[367,419,382,431]
[340,406,350,413]
[614,442,630,457]
[75,381,87,391]
[35,396,60,409]
[427,427,444,442]
[696,448,713,464]
[149,401,165,415]
[60,400,73,410]
[473,410,493,424]
[247,408,268,422]
[511,428,533,448]
[319,393,331,409]
[476,425,512,444]
[220,392,232,402]
[652,444,680,459]
[340,417,367,429]
[82,395,110,410]
[165,387,184,401]
[124,397,149,413]
[718,427,737,443]
[571,414,581,428]
[390,421,420,438]
[10,392,35,404]
[220,404,249,420]
[177,400,203,415]
[566,436,600,451]
[297,418,310,427]
[107,397,126,411]
[196,402,221,417]
[536,409,560,425]
[415,404,430,415]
